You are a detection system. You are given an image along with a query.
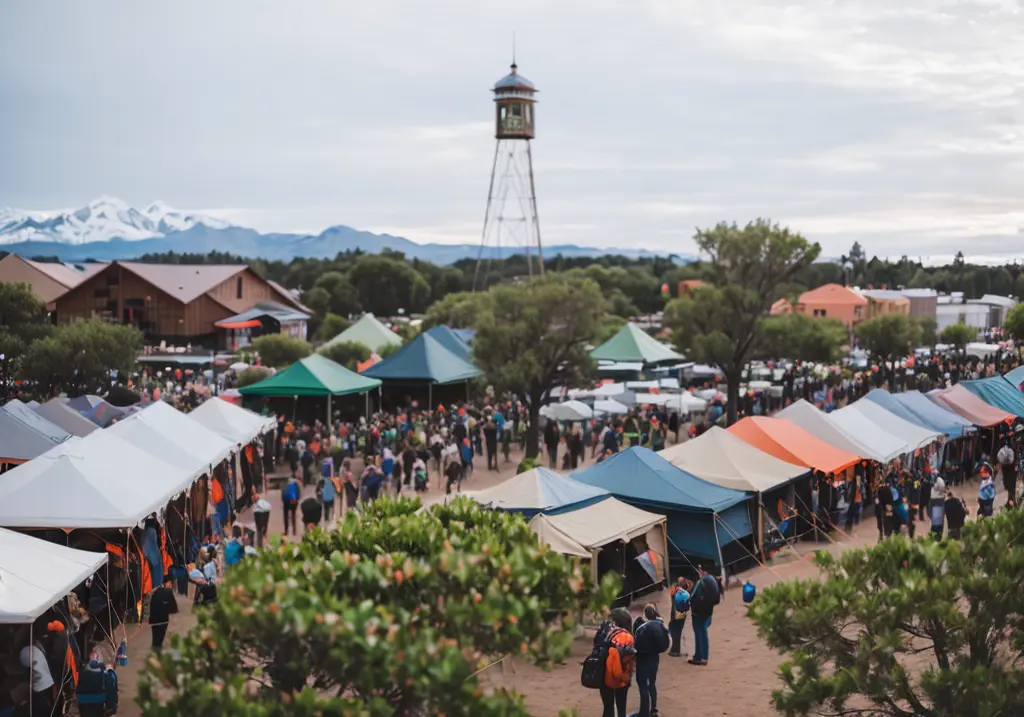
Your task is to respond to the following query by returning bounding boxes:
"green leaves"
[251,334,312,368]
[140,496,617,716]
[748,510,1024,716]
[854,313,921,363]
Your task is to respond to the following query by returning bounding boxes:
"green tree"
[1004,303,1024,342]
[939,322,977,353]
[19,318,142,397]
[313,312,349,343]
[139,496,615,717]
[907,269,934,289]
[664,220,820,424]
[377,342,402,360]
[301,286,331,319]
[349,255,431,316]
[251,334,311,368]
[914,315,938,347]
[312,270,362,317]
[319,341,371,370]
[854,313,922,364]
[474,277,605,458]
[236,366,273,388]
[0,282,52,391]
[422,291,487,330]
[748,509,1024,717]
[760,313,848,363]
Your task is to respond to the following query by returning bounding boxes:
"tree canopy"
[664,220,820,424]
[748,508,1024,717]
[0,283,52,396]
[251,334,312,368]
[319,341,371,371]
[139,496,615,717]
[938,322,977,352]
[1004,304,1024,342]
[760,313,848,364]
[473,276,605,458]
[855,314,922,364]
[19,318,142,397]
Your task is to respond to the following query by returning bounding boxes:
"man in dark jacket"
[944,490,968,539]
[688,568,720,666]
[149,574,178,652]
[633,604,669,717]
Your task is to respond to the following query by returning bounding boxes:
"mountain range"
[0,197,676,264]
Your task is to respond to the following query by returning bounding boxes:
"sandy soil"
[115,445,991,717]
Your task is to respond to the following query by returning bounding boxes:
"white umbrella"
[229,361,249,371]
[633,392,669,406]
[748,380,772,391]
[664,393,708,414]
[594,399,630,415]
[592,382,626,396]
[542,400,594,421]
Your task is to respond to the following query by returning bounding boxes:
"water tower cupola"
[492,62,537,139]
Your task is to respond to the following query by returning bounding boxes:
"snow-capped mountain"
[0,196,231,245]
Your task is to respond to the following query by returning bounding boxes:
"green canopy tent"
[239,353,381,425]
[362,333,483,407]
[590,323,683,366]
[322,313,403,354]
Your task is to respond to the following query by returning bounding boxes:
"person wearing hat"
[149,574,179,652]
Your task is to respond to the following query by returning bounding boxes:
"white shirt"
[203,560,218,585]
[20,645,55,692]
[932,476,946,500]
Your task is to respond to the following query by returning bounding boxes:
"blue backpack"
[283,481,300,503]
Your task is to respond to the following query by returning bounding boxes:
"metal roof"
[214,301,310,328]
[116,262,248,303]
[493,64,536,91]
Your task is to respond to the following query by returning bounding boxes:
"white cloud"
[0,0,1021,259]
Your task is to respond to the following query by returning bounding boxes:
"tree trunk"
[526,402,541,459]
[726,372,740,426]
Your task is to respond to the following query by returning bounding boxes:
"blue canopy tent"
[422,325,473,362]
[571,447,752,573]
[959,377,1024,419]
[887,390,975,438]
[1006,365,1024,388]
[863,389,968,439]
[464,467,609,519]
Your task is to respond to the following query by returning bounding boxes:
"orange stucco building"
[770,283,867,327]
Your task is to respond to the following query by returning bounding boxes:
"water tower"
[474,58,545,289]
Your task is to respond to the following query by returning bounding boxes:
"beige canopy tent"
[530,498,668,592]
[659,427,809,555]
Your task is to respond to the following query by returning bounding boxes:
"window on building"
[236,276,243,299]
[813,309,827,317]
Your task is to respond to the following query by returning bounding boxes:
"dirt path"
[117,450,993,717]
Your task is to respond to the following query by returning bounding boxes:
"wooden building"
[53,261,309,348]
[0,254,107,305]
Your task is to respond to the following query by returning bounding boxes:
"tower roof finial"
[511,30,516,72]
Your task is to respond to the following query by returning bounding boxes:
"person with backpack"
[633,604,669,717]
[581,607,635,717]
[689,567,721,666]
[282,476,301,536]
[668,577,691,657]
[998,438,1017,502]
[75,649,118,717]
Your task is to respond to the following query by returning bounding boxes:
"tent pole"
[712,514,726,588]
[757,496,765,560]
[327,394,332,431]
[590,548,599,586]
[429,383,433,412]
[28,623,34,717]
[661,521,669,585]
[365,391,369,420]
[291,395,297,425]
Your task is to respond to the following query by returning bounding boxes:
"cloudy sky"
[1,1,1021,259]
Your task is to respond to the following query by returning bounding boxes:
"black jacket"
[690,574,720,618]
[149,586,179,625]
[634,618,670,656]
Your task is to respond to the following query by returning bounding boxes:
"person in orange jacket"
[597,607,635,717]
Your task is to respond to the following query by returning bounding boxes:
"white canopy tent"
[663,393,708,414]
[778,399,906,464]
[632,393,669,406]
[463,467,609,516]
[189,398,276,445]
[541,400,594,421]
[823,403,914,464]
[107,401,235,483]
[592,383,627,397]
[0,527,107,624]
[840,399,941,453]
[0,431,192,529]
[594,399,630,415]
[529,497,668,586]
[659,426,806,494]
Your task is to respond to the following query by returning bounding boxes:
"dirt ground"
[116,445,992,717]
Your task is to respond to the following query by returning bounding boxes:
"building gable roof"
[799,283,867,305]
[115,261,248,303]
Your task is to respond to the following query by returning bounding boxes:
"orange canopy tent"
[929,385,1013,428]
[728,416,860,474]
